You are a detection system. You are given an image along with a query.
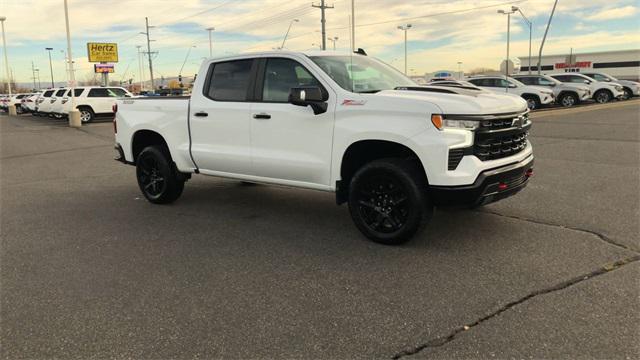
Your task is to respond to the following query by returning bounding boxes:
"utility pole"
[136,45,144,93]
[45,47,55,87]
[206,27,215,57]
[141,17,156,92]
[537,0,558,75]
[397,24,412,75]
[328,36,338,50]
[312,0,334,50]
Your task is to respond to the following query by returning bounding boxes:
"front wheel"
[621,88,633,101]
[348,159,432,245]
[559,93,578,107]
[136,146,185,204]
[523,95,541,110]
[594,89,612,104]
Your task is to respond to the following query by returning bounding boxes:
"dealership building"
[517,49,640,81]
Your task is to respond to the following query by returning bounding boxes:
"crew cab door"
[189,58,257,175]
[249,57,335,186]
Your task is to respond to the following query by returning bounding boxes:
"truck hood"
[375,88,528,114]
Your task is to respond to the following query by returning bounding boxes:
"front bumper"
[430,155,534,207]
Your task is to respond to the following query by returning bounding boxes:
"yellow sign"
[87,42,119,63]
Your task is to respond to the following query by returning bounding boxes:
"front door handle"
[253,113,271,120]
[194,112,208,117]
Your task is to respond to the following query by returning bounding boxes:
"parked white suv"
[581,71,639,100]
[35,89,57,116]
[61,86,133,122]
[466,76,554,110]
[513,74,590,107]
[114,51,534,245]
[21,92,42,113]
[548,73,624,104]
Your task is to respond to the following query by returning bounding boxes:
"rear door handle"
[194,112,208,117]
[253,113,271,120]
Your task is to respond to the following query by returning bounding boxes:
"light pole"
[457,61,463,79]
[497,9,515,91]
[328,36,338,50]
[512,6,532,74]
[136,45,144,93]
[179,45,196,85]
[206,27,215,57]
[537,0,558,75]
[0,16,14,115]
[280,19,299,49]
[63,0,80,127]
[397,24,412,75]
[45,47,55,87]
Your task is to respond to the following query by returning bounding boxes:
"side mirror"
[508,83,517,88]
[289,86,327,115]
[583,80,591,84]
[549,83,557,87]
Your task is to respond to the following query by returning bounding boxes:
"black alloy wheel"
[356,174,410,234]
[348,159,432,245]
[136,146,185,204]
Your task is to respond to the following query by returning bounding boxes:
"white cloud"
[584,5,638,21]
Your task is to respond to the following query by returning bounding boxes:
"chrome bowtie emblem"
[512,116,524,128]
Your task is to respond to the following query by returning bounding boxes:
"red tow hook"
[525,168,534,178]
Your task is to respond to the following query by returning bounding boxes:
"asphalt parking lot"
[1,100,639,359]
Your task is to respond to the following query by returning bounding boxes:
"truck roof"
[205,50,366,62]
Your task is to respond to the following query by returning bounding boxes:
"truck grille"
[473,111,530,161]
[443,110,531,168]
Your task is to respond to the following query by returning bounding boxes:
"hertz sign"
[87,42,119,63]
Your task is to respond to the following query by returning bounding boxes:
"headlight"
[431,114,479,130]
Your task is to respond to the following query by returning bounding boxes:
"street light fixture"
[63,0,80,127]
[205,27,215,57]
[511,6,533,74]
[281,19,299,49]
[397,24,412,75]
[497,9,516,91]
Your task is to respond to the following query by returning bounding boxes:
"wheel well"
[337,140,426,204]
[595,88,612,95]
[77,105,93,112]
[131,130,169,163]
[557,91,577,98]
[521,93,540,101]
[622,86,632,93]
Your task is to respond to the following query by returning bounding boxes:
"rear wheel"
[79,107,94,123]
[136,146,185,204]
[621,88,633,100]
[348,158,432,245]
[594,89,612,104]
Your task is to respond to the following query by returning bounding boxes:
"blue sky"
[1,0,638,87]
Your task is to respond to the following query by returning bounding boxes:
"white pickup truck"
[114,51,534,244]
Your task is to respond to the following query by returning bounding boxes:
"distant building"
[517,49,640,81]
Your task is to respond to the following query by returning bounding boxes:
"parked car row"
[1,86,133,122]
[428,71,638,110]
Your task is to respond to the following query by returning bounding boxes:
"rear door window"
[204,59,254,101]
[87,88,110,97]
[43,90,55,97]
[55,89,66,97]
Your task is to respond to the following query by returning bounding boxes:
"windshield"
[310,55,415,93]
